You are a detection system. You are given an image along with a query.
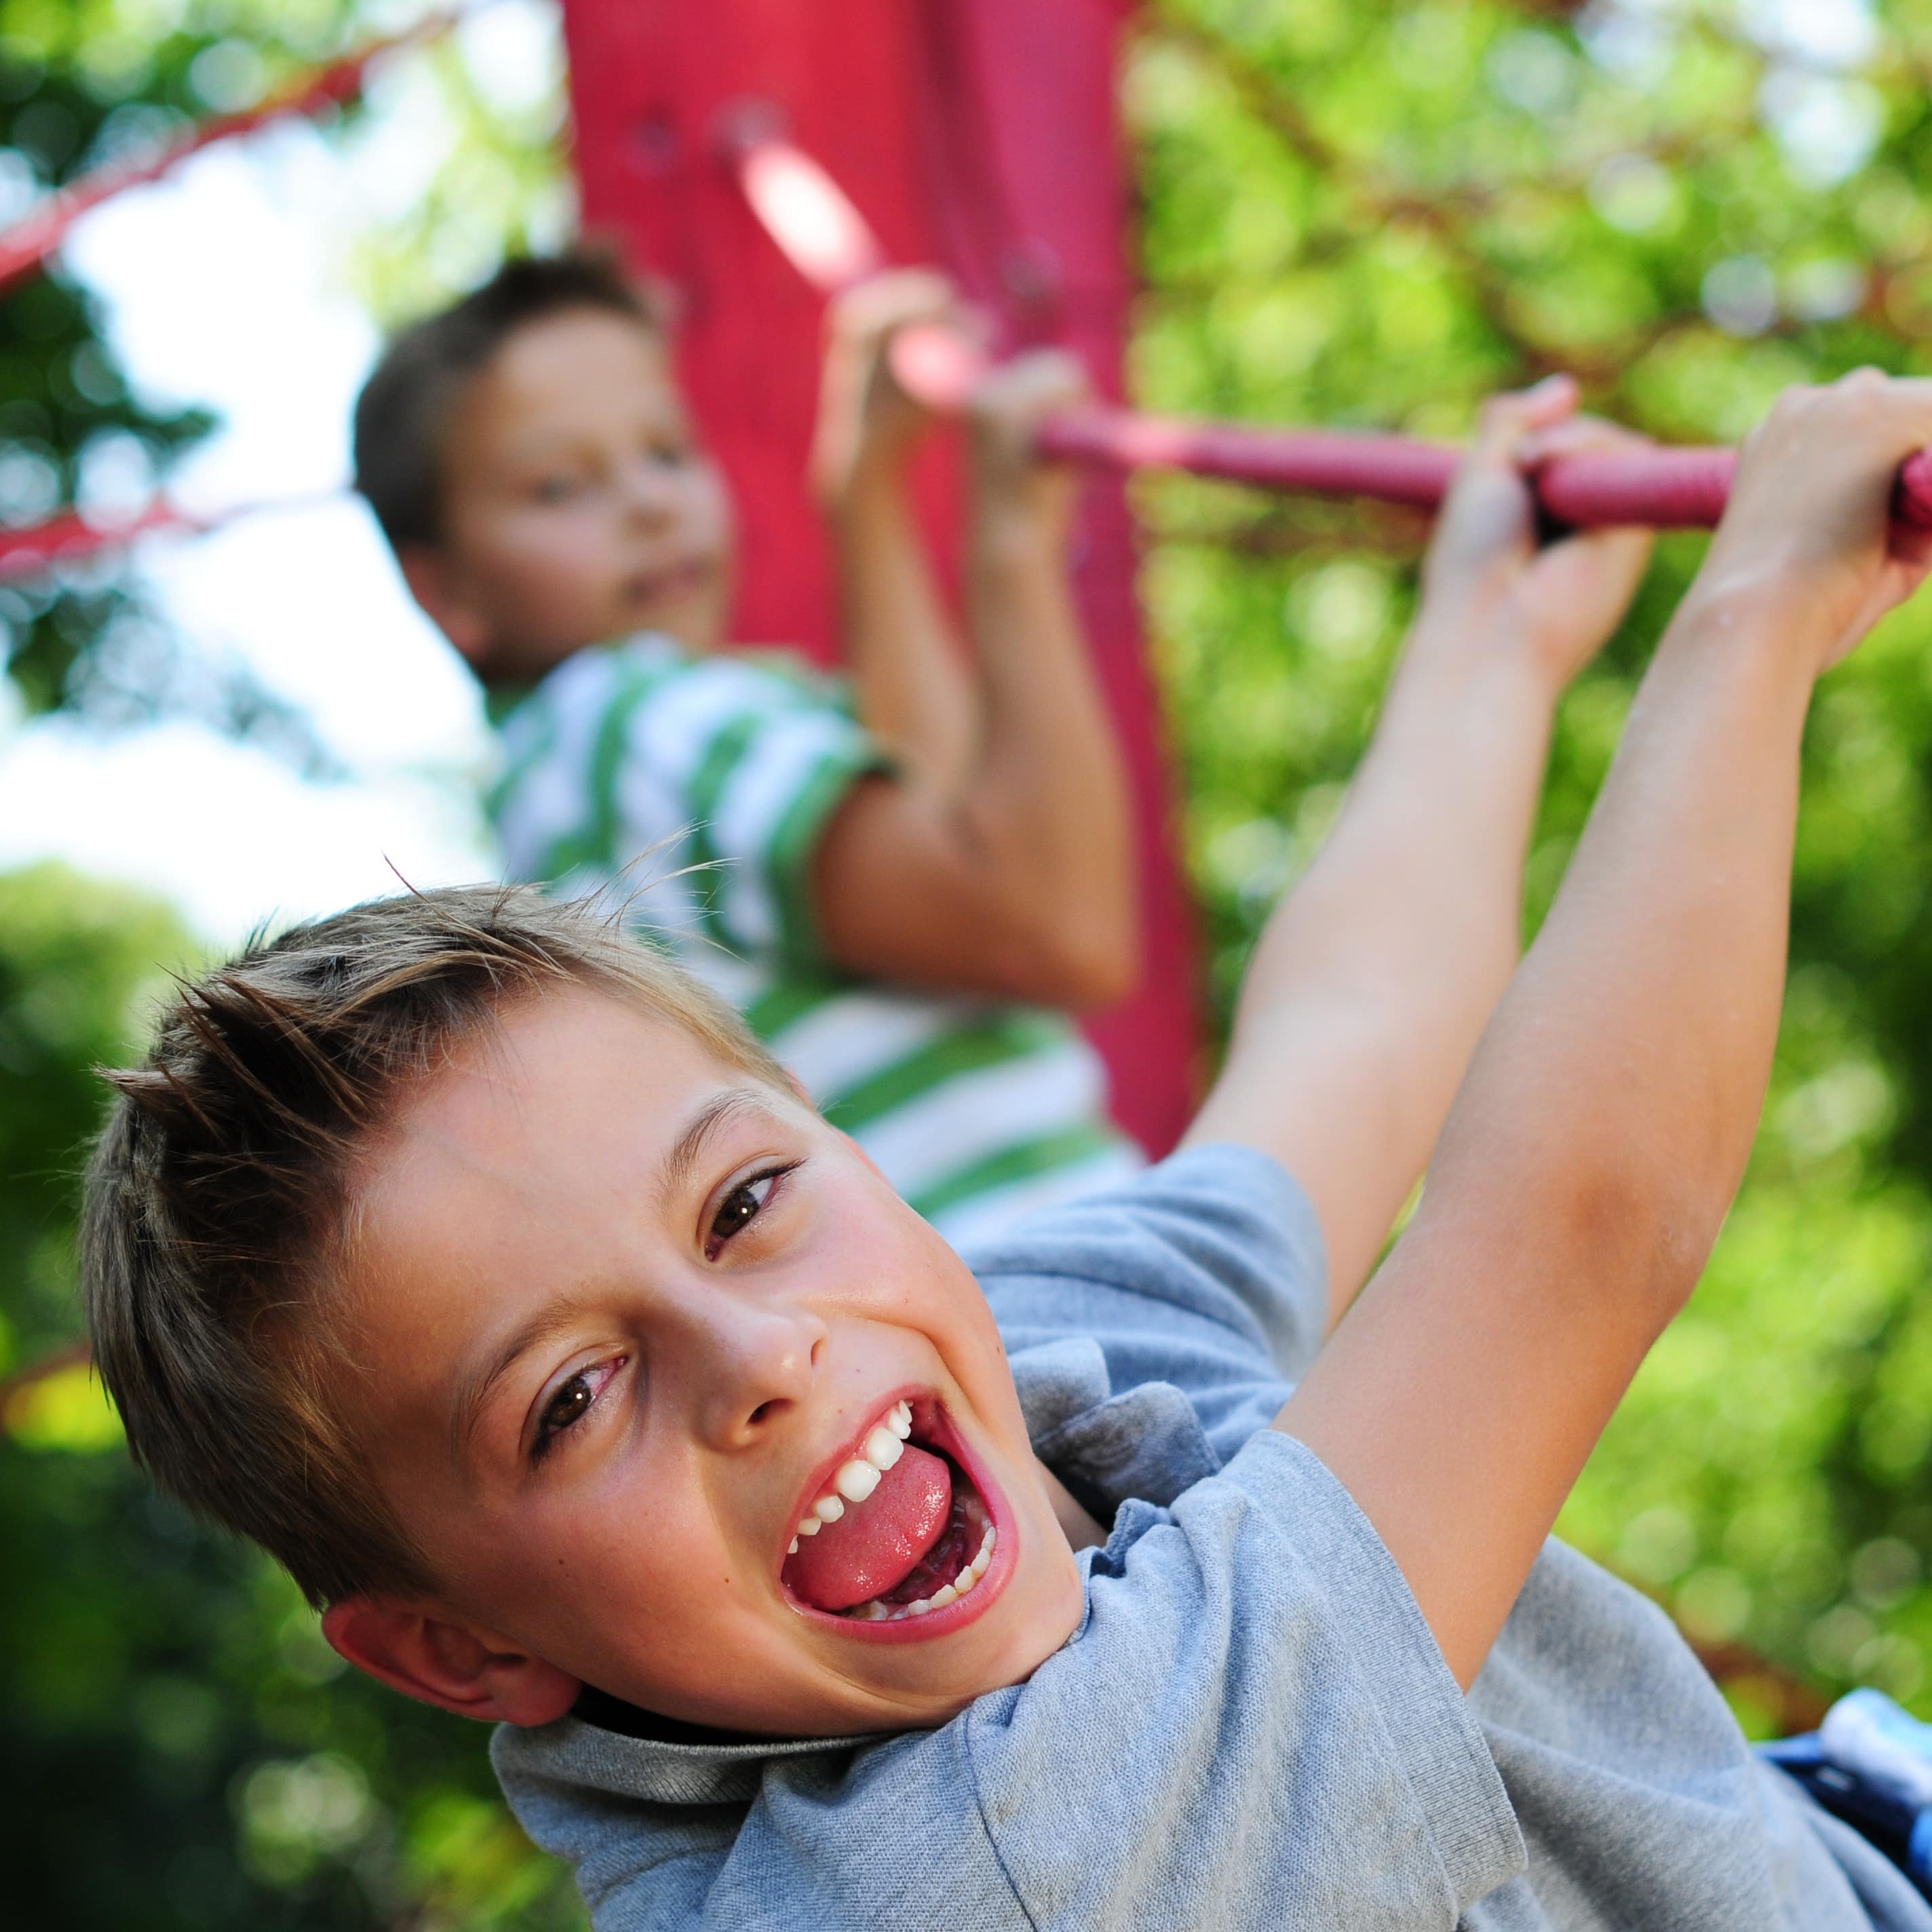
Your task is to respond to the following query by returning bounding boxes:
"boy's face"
[334,986,1087,1737]
[410,309,737,682]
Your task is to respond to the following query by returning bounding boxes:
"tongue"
[784,1444,952,1612]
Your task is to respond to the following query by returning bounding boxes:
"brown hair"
[353,248,661,552]
[81,885,785,1607]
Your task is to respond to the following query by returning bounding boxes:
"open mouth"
[779,1395,1005,1634]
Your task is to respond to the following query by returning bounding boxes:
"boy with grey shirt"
[81,372,1932,1928]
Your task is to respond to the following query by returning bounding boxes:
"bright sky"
[0,1,566,944]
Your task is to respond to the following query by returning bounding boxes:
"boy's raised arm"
[1276,372,1932,1690]
[1186,379,1653,1313]
[807,277,1139,1010]
[813,272,982,796]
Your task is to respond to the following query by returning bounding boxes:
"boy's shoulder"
[966,1142,1328,1494]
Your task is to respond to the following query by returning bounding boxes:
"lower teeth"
[848,1526,995,1622]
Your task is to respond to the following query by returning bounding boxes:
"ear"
[396,543,496,669]
[322,1596,581,1727]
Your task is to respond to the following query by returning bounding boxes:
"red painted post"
[558,0,1204,1156]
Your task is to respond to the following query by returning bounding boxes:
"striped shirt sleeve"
[570,644,893,967]
[490,641,893,965]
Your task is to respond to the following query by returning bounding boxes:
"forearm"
[1189,623,1562,1317]
[948,505,1138,998]
[830,459,979,792]
[1279,583,1815,1685]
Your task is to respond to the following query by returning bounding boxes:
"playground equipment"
[5,0,1932,1149]
[718,119,1932,537]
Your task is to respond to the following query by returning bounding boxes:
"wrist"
[826,448,916,526]
[1404,605,1571,714]
[969,496,1066,572]
[1667,570,1822,674]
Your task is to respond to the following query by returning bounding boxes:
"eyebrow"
[659,1086,775,1203]
[446,1086,779,1464]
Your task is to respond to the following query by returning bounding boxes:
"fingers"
[967,347,1092,425]
[1754,369,1932,465]
[1469,374,1578,471]
[1518,413,1651,467]
[1834,365,1932,440]
[825,268,960,347]
[963,349,1091,514]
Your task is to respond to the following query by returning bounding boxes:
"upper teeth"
[788,1400,913,1551]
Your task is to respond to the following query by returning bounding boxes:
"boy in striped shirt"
[353,254,1144,1248]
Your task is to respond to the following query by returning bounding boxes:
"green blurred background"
[9,0,1932,1923]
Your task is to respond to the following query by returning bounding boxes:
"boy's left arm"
[807,286,1140,1009]
[815,272,982,794]
[1185,379,1653,1321]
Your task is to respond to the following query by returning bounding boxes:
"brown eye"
[708,1165,794,1254]
[542,1377,594,1434]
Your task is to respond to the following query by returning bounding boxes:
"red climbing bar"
[0,489,339,583]
[1038,413,1459,509]
[0,9,462,298]
[1041,410,1932,537]
[0,501,192,579]
[729,125,1932,541]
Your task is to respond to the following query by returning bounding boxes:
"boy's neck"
[1039,1457,1108,1551]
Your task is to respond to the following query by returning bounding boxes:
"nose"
[617,454,681,524]
[690,1295,829,1452]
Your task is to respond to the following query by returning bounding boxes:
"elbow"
[1537,1154,1724,1335]
[1007,915,1142,1011]
[951,809,1141,1008]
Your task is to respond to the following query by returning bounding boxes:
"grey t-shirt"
[492,1144,1932,1929]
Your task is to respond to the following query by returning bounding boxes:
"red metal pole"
[727,127,1932,541]
[0,490,343,583]
[1041,410,1932,537]
[0,9,465,299]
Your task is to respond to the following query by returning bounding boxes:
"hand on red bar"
[729,122,1932,546]
[810,270,963,509]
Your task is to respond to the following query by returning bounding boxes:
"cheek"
[498,511,625,588]
[454,509,623,619]
[686,471,735,563]
[453,1448,739,1649]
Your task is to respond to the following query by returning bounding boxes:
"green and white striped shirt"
[487,638,1142,1248]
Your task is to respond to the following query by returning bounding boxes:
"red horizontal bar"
[0,488,342,582]
[0,9,463,299]
[729,123,1932,539]
[1041,408,1932,536]
[0,501,197,577]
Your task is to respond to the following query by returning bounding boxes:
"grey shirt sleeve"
[974,1142,1332,1461]
[959,1429,1525,1929]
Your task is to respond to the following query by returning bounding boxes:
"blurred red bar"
[0,9,461,298]
[0,501,193,579]
[0,488,344,583]
[722,134,1932,541]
